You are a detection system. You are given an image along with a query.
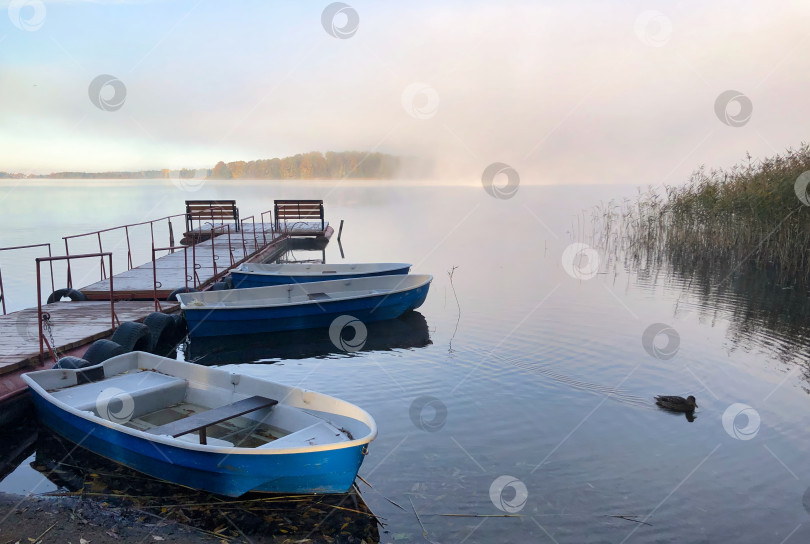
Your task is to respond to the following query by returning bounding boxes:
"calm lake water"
[1,180,810,543]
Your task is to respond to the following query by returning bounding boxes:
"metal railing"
[4,208,285,320]
[36,252,115,362]
[152,244,192,312]
[0,243,55,315]
[63,213,187,287]
[62,206,266,287]
[260,211,273,245]
[148,212,283,309]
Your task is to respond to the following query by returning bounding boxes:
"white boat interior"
[236,262,411,276]
[178,274,432,309]
[25,352,376,452]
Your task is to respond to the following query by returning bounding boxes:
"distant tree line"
[0,151,433,180]
[3,169,212,179]
[35,171,166,179]
[209,151,400,180]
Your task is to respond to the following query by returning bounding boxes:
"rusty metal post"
[0,266,5,315]
[108,254,115,331]
[226,225,234,266]
[211,226,217,278]
[36,259,43,361]
[64,238,72,288]
[152,246,160,312]
[97,232,106,280]
[47,244,55,294]
[192,240,199,288]
[184,246,189,291]
[251,217,258,253]
[125,226,133,270]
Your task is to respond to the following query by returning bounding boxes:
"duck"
[655,395,697,412]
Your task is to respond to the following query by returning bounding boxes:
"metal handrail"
[152,244,190,312]
[240,215,258,259]
[0,243,55,315]
[61,206,232,286]
[36,252,115,362]
[63,212,188,286]
[150,223,233,310]
[260,210,273,245]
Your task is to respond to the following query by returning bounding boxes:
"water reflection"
[626,241,810,374]
[186,310,432,365]
[6,427,380,543]
[0,416,37,482]
[590,201,810,382]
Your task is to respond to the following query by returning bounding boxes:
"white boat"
[22,352,377,496]
[230,262,412,288]
[179,274,432,338]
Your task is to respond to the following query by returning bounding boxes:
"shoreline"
[0,491,219,543]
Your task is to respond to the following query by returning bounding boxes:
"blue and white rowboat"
[22,352,377,497]
[178,274,432,338]
[231,262,412,288]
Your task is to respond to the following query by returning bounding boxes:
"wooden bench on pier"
[185,200,240,234]
[147,395,278,445]
[274,200,325,233]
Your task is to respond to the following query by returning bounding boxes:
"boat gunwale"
[22,356,377,456]
[234,262,412,277]
[178,274,433,311]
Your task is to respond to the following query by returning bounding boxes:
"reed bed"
[579,145,810,372]
[590,144,810,290]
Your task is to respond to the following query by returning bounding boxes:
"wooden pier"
[0,200,333,404]
[80,223,289,300]
[0,301,176,373]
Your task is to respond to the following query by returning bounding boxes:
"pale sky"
[1,0,808,184]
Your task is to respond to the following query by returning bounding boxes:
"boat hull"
[184,281,430,338]
[29,392,367,496]
[231,265,411,288]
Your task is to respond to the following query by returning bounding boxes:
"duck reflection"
[186,310,431,365]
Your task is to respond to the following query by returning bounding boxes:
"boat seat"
[147,395,278,445]
[175,434,234,448]
[51,371,187,420]
[258,420,348,449]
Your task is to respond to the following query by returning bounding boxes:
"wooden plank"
[147,395,277,444]
[0,301,178,375]
[79,229,286,298]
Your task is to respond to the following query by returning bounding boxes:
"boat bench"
[52,371,187,421]
[274,200,325,231]
[147,395,278,445]
[258,420,347,449]
[185,200,240,233]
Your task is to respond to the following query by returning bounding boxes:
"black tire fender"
[47,288,87,304]
[82,339,127,365]
[172,312,187,333]
[110,321,152,352]
[53,356,93,369]
[143,312,176,348]
[167,286,199,301]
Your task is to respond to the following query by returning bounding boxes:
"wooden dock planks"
[0,301,178,375]
[79,226,288,300]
